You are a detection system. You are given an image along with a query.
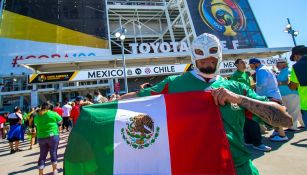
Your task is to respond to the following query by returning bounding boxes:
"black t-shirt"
[293,56,307,86]
[8,113,22,125]
[29,112,37,128]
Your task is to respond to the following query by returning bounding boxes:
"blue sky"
[249,0,307,48]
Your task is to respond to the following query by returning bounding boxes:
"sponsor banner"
[186,0,267,49]
[28,58,279,83]
[220,58,279,69]
[0,38,111,76]
[28,72,76,84]
[129,41,190,54]
[74,64,192,81]
[219,58,280,75]
[28,64,193,84]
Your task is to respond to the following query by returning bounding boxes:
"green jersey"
[230,70,251,87]
[138,71,266,175]
[34,110,62,139]
[230,70,263,123]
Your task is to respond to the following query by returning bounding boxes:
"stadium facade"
[0,0,290,111]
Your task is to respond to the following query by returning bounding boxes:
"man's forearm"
[238,96,293,128]
[278,81,289,86]
[119,92,138,100]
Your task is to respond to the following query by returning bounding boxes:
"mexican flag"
[64,91,235,175]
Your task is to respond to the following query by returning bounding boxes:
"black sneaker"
[10,149,16,154]
[16,148,23,152]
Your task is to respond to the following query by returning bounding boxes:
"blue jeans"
[37,135,60,169]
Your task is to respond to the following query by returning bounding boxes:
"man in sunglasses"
[120,33,292,175]
[248,58,288,142]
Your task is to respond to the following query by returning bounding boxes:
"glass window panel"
[4,0,108,39]
[246,20,259,32]
[237,0,249,8]
[250,32,266,46]
[241,8,254,20]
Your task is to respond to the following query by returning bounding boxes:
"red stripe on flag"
[151,83,169,95]
[165,91,235,175]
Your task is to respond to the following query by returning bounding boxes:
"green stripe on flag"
[64,101,118,175]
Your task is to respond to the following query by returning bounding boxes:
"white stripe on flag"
[113,95,171,174]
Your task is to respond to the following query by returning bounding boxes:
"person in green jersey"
[34,102,63,175]
[121,33,293,175]
[230,59,271,152]
[230,59,250,86]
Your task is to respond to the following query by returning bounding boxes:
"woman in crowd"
[27,108,38,150]
[0,112,9,139]
[7,106,24,154]
[34,102,62,175]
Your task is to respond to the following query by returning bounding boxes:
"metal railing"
[107,0,165,6]
[1,80,109,93]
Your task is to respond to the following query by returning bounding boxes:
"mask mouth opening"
[199,67,216,74]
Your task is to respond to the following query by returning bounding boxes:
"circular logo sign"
[145,68,151,74]
[135,68,142,75]
[199,0,246,36]
[38,75,46,82]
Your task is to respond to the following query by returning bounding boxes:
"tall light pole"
[115,27,128,94]
[284,18,299,46]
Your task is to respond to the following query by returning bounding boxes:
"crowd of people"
[0,89,116,175]
[0,33,306,175]
[228,55,306,153]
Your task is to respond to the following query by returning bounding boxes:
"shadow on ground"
[249,129,306,160]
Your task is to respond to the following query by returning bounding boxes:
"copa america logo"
[199,0,246,36]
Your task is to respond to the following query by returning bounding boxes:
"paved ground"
[0,129,306,175]
[252,129,307,175]
[0,132,69,175]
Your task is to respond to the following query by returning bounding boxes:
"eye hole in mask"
[194,49,204,56]
[209,47,218,54]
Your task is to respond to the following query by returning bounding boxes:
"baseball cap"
[290,45,307,61]
[276,58,287,64]
[75,96,84,101]
[249,58,261,64]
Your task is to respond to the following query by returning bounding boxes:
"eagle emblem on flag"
[121,114,160,149]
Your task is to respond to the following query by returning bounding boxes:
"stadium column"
[59,83,63,104]
[31,84,39,108]
[109,79,115,95]
[0,95,3,110]
[66,93,71,102]
[19,96,24,110]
